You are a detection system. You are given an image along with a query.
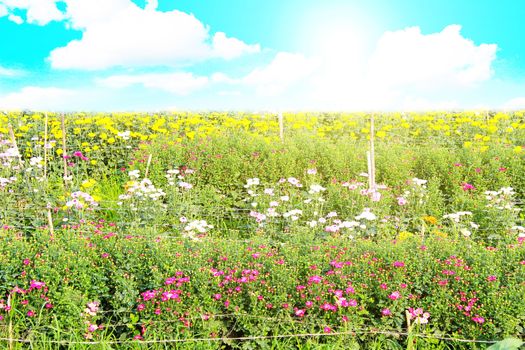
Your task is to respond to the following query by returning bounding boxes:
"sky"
[0,0,524,111]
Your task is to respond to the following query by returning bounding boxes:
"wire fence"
[0,329,501,345]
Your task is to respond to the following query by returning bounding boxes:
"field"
[0,111,524,349]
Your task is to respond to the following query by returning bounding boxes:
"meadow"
[0,111,524,349]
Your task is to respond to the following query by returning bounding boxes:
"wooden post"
[7,124,23,168]
[278,112,284,141]
[47,209,55,237]
[7,294,13,350]
[144,154,153,178]
[61,114,68,184]
[44,113,48,179]
[369,114,376,191]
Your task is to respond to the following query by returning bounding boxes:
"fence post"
[368,114,376,192]
[145,154,153,178]
[7,124,23,168]
[44,113,48,179]
[61,114,68,186]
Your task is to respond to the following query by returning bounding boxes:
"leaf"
[487,338,524,350]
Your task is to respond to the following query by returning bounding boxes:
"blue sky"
[0,0,524,111]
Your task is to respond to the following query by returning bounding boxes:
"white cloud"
[0,0,64,25]
[214,52,318,96]
[99,72,208,95]
[212,32,260,60]
[47,0,259,69]
[8,13,22,24]
[304,24,498,110]
[0,4,8,17]
[368,25,497,88]
[0,65,22,76]
[503,97,525,110]
[0,86,77,110]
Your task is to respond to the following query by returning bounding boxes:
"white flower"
[128,170,140,179]
[308,184,326,194]
[244,178,260,188]
[356,208,376,221]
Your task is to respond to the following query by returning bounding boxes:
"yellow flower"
[423,216,438,225]
[398,231,413,241]
[433,230,448,239]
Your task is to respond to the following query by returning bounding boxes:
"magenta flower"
[294,309,305,317]
[472,315,485,324]
[388,291,401,300]
[393,261,405,268]
[323,326,332,333]
[30,280,45,290]
[462,182,476,191]
[487,275,497,282]
[308,275,322,284]
[381,308,392,316]
[27,310,35,317]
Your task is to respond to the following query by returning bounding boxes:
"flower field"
[0,111,524,349]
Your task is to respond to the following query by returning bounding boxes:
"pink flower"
[308,275,322,284]
[397,197,407,206]
[30,280,45,290]
[295,309,305,317]
[213,294,222,300]
[381,308,392,316]
[23,259,31,265]
[472,315,485,324]
[462,183,475,191]
[88,323,98,332]
[393,261,405,268]
[137,304,145,312]
[487,275,497,282]
[388,291,401,300]
[27,310,35,317]
[323,326,332,334]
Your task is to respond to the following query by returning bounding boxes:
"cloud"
[502,97,525,110]
[242,52,318,95]
[305,24,498,110]
[0,86,77,110]
[368,25,497,88]
[212,32,260,60]
[7,13,23,24]
[0,0,64,25]
[46,0,259,69]
[99,72,209,95]
[0,65,23,76]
